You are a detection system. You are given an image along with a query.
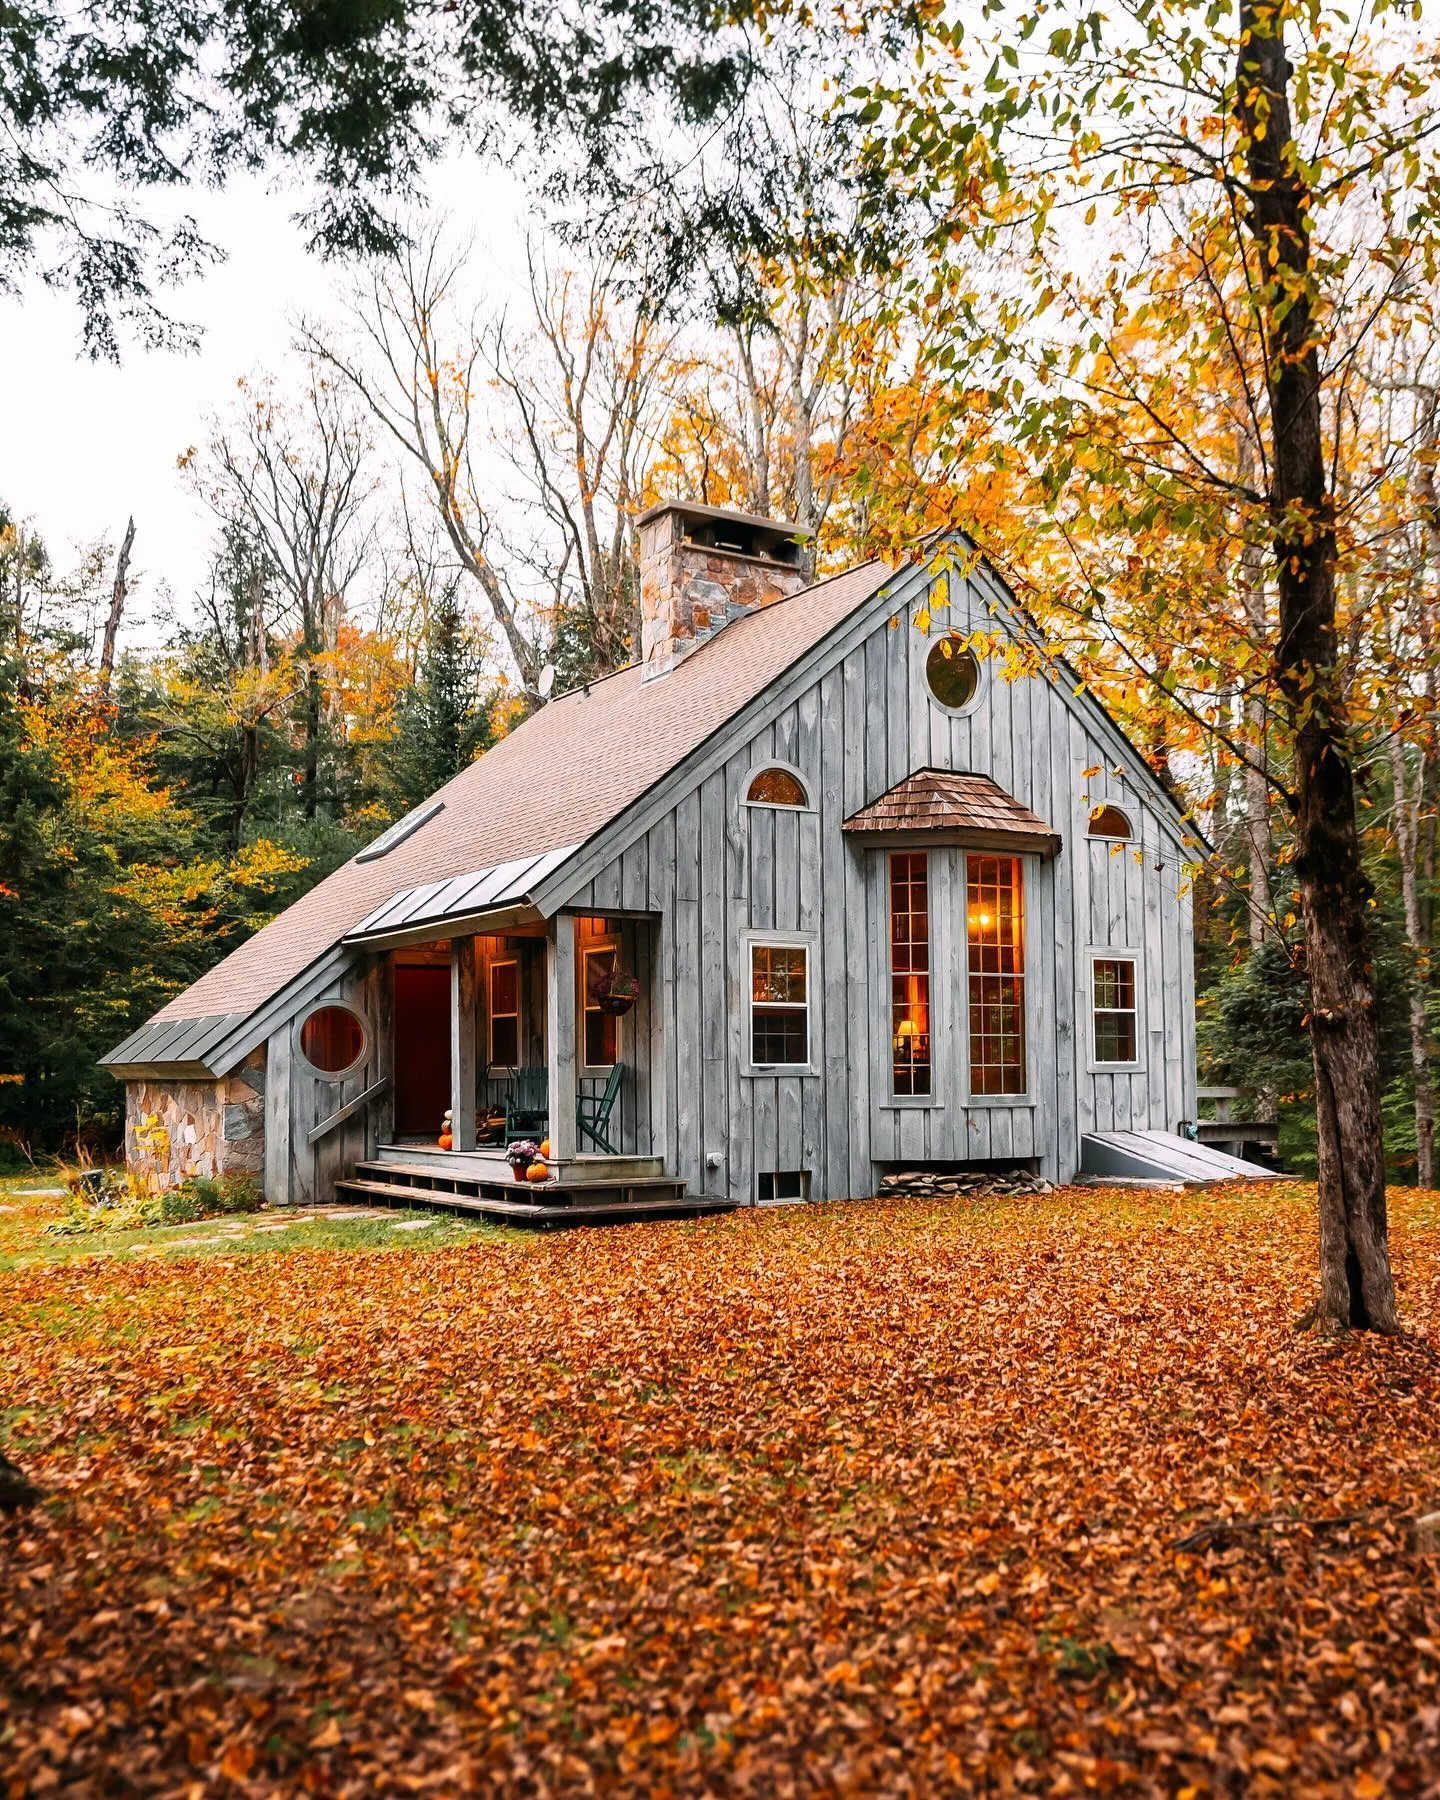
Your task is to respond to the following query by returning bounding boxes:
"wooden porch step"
[357,1160,687,1196]
[375,1143,665,1182]
[334,1176,732,1226]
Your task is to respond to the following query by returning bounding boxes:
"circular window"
[298,1004,368,1078]
[925,638,980,711]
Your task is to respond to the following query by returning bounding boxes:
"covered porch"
[342,896,674,1194]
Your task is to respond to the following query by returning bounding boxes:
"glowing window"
[746,767,809,808]
[490,960,519,1069]
[297,1004,367,1078]
[925,638,980,710]
[1089,804,1132,840]
[582,947,619,1069]
[967,857,1026,1096]
[889,853,932,1097]
[1093,958,1139,1065]
[750,943,810,1067]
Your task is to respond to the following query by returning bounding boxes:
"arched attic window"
[746,766,810,808]
[1088,803,1133,840]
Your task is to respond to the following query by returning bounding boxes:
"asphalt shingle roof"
[150,559,893,1027]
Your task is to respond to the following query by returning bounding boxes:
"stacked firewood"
[878,1168,1055,1199]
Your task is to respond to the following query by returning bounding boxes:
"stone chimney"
[636,500,809,680]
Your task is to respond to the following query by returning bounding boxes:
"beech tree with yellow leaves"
[849,0,1440,1329]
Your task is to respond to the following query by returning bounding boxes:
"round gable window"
[925,638,980,711]
[298,1004,368,1078]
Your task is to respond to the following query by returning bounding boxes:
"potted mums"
[505,1140,548,1184]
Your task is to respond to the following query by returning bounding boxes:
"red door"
[393,966,450,1138]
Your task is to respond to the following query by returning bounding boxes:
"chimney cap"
[637,498,807,541]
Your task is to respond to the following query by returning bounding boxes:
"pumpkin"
[438,1131,453,1151]
[525,1160,548,1183]
[539,1138,551,1159]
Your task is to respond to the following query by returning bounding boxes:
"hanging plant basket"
[598,970,640,1016]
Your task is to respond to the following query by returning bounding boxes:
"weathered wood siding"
[265,953,390,1206]
[565,566,1197,1203]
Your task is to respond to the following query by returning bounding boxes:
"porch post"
[547,912,578,1160]
[450,934,479,1152]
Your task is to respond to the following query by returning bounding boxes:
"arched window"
[297,1004,368,1079]
[746,766,809,808]
[925,637,981,712]
[1088,804,1133,840]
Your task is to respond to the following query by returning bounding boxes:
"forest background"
[2,1,1437,1188]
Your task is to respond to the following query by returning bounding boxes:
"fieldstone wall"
[638,508,808,677]
[125,1049,266,1192]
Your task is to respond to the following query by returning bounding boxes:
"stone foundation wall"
[125,1049,266,1192]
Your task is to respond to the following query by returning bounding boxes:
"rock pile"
[879,1167,1054,1199]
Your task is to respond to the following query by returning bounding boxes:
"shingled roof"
[113,558,893,1050]
[843,769,1061,857]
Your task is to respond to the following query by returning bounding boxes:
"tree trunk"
[1233,464,1272,948]
[1389,730,1435,1187]
[1238,0,1397,1331]
[97,516,136,699]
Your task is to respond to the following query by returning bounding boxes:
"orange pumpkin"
[539,1138,551,1159]
[525,1160,548,1183]
[438,1131,453,1151]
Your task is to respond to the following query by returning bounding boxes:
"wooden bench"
[1189,1086,1280,1160]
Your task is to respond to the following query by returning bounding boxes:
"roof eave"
[842,825,1063,860]
[342,900,545,953]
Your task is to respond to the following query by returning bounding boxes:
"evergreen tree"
[386,584,497,812]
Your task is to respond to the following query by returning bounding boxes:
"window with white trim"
[1092,956,1139,1065]
[1088,804,1132,840]
[489,959,519,1068]
[746,766,809,808]
[750,942,810,1067]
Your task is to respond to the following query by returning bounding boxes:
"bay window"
[967,855,1026,1096]
[888,853,932,1096]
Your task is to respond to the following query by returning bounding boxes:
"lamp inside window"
[889,853,931,1096]
[967,855,1026,1096]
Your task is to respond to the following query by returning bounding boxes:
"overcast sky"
[0,157,529,643]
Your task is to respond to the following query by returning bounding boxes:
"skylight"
[354,799,445,863]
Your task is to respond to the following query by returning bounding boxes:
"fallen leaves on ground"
[2,1181,1439,1795]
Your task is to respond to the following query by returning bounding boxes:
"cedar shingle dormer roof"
[843,769,1061,858]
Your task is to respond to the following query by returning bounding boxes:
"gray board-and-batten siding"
[559,561,1197,1202]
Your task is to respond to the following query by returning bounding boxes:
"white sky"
[0,156,530,642]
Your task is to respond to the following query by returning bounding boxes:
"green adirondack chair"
[502,1066,549,1146]
[576,1063,625,1154]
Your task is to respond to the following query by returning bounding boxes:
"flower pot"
[597,993,635,1016]
[510,1163,528,1184]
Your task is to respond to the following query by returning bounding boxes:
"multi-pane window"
[750,943,810,1066]
[889,853,932,1096]
[967,856,1026,1096]
[582,946,619,1068]
[489,960,519,1068]
[1093,957,1139,1064]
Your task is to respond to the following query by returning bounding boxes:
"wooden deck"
[334,1144,735,1227]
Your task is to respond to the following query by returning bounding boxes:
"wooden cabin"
[102,502,1207,1218]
